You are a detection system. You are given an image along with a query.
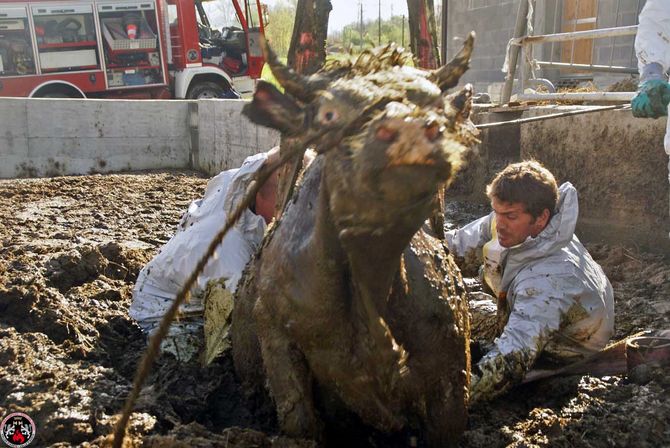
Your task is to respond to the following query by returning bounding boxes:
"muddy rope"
[111,149,302,448]
[475,103,631,129]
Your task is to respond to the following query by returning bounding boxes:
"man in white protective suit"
[631,0,670,221]
[445,161,615,402]
[129,147,281,362]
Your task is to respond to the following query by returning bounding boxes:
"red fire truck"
[0,0,266,98]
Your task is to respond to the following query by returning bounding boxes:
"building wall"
[591,0,645,87]
[445,0,647,95]
[445,0,521,95]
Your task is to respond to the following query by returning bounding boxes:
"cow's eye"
[424,122,442,141]
[320,108,339,124]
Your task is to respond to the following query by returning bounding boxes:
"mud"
[1,172,668,447]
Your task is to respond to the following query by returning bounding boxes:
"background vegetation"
[260,1,442,58]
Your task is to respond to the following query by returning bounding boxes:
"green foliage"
[263,0,297,58]
[260,59,284,92]
[329,15,410,53]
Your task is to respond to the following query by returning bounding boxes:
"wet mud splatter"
[0,173,668,447]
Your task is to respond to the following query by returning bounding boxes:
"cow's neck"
[311,176,418,312]
[308,173,414,395]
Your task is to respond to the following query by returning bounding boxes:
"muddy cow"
[232,35,478,446]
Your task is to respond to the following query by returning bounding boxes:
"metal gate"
[502,0,646,104]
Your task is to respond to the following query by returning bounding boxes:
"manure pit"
[0,172,668,447]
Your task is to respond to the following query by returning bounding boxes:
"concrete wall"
[453,105,669,252]
[197,100,279,176]
[0,97,190,178]
[0,97,279,179]
[2,97,665,250]
[521,105,667,249]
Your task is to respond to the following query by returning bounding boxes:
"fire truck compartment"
[96,2,165,89]
[102,17,156,51]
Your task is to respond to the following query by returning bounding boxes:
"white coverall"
[129,153,268,359]
[635,0,670,186]
[446,183,615,401]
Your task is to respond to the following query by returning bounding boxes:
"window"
[167,3,178,26]
[200,1,239,30]
[468,0,515,11]
[0,6,36,76]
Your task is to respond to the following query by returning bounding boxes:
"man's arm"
[469,274,578,402]
[444,212,494,259]
[635,0,670,74]
[632,0,670,118]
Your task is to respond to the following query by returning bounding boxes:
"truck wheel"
[186,81,226,99]
[41,92,71,98]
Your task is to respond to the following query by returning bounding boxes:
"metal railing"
[502,0,643,104]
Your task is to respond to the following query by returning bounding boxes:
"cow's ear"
[243,81,305,136]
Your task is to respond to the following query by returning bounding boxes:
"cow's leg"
[253,298,322,439]
[385,237,469,447]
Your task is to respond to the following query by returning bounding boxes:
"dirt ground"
[1,172,668,447]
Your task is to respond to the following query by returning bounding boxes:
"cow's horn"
[431,31,475,92]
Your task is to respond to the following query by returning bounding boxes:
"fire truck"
[0,0,267,98]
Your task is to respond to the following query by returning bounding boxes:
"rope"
[501,37,523,77]
[501,0,534,77]
[475,104,631,129]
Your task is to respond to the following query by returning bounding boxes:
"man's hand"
[632,63,670,118]
[468,371,483,404]
[632,79,670,118]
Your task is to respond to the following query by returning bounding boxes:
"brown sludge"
[0,172,668,446]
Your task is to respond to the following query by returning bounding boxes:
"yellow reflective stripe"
[482,217,497,261]
[482,217,500,295]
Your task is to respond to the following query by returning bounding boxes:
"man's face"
[491,197,549,248]
[254,169,278,225]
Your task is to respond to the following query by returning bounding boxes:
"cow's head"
[244,34,478,238]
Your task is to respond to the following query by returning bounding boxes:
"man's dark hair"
[486,160,559,219]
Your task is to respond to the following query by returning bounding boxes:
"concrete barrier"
[0,97,279,179]
[197,99,279,176]
[0,97,191,178]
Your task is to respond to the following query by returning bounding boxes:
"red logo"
[1,413,36,448]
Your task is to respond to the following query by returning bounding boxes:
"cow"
[232,34,478,447]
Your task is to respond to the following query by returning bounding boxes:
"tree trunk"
[406,0,441,69]
[275,0,332,218]
[286,0,332,75]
